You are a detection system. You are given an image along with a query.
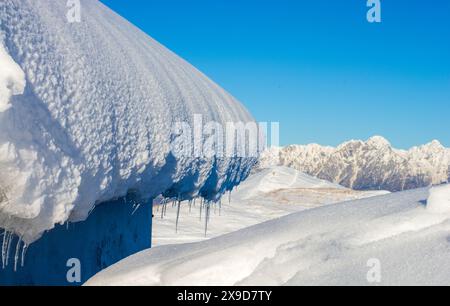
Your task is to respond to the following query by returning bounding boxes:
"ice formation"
[0,0,256,244]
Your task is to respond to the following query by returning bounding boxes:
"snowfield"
[86,185,450,286]
[153,166,388,246]
[0,0,255,245]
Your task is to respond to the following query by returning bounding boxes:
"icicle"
[188,200,192,214]
[175,200,181,233]
[131,203,141,215]
[208,203,211,225]
[204,202,211,237]
[161,200,165,219]
[219,199,222,216]
[13,237,22,272]
[229,191,231,205]
[199,198,203,221]
[21,243,28,268]
[1,230,8,269]
[5,231,13,267]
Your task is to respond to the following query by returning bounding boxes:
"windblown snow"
[86,185,450,286]
[0,0,256,244]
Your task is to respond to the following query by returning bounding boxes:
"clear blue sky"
[100,0,450,149]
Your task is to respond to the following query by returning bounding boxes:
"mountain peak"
[429,139,443,146]
[367,136,391,148]
[421,140,445,150]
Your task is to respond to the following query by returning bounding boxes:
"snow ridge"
[0,0,256,244]
[258,136,450,192]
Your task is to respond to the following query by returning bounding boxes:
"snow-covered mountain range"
[258,136,450,192]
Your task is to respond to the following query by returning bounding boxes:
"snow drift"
[86,188,450,286]
[234,166,345,200]
[0,0,256,244]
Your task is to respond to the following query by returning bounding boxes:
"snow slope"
[0,0,256,244]
[258,136,450,192]
[152,166,388,246]
[86,186,450,286]
[233,166,345,200]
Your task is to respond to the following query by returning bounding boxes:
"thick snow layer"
[0,42,25,112]
[427,184,450,213]
[86,188,450,286]
[153,166,388,246]
[0,0,255,244]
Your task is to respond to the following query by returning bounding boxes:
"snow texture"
[0,41,25,112]
[0,0,256,244]
[258,136,450,192]
[86,187,450,286]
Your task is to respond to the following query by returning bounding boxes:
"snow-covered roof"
[0,0,256,243]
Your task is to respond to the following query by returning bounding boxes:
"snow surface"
[153,166,388,246]
[427,184,450,214]
[0,42,25,112]
[234,166,345,200]
[86,187,450,286]
[258,136,450,192]
[0,0,255,244]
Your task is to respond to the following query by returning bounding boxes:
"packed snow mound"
[86,188,450,286]
[258,136,450,192]
[427,184,450,213]
[235,166,345,200]
[0,0,256,243]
